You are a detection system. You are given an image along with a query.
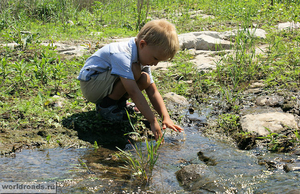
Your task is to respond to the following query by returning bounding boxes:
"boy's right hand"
[150,119,163,141]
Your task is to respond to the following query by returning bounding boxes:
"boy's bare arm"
[146,83,184,132]
[120,77,162,140]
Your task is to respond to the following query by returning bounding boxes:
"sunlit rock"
[163,92,189,106]
[256,95,285,107]
[241,112,298,136]
[278,21,300,31]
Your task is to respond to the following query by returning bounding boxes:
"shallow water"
[150,127,300,193]
[0,123,300,193]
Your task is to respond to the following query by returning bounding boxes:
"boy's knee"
[137,72,151,90]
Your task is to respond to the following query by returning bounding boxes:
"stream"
[1,131,300,193]
[1,111,300,193]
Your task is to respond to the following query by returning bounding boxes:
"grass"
[115,134,164,184]
[0,0,300,155]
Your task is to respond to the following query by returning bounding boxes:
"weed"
[256,127,288,152]
[218,113,240,135]
[115,133,164,183]
[115,110,164,183]
[294,130,300,141]
[93,141,99,151]
[46,135,51,144]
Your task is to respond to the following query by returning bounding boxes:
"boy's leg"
[80,71,126,121]
[114,72,151,114]
[80,71,117,103]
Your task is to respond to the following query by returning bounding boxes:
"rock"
[278,21,300,31]
[178,31,231,50]
[40,42,88,57]
[66,20,74,26]
[234,133,256,150]
[241,112,298,136]
[163,92,189,106]
[45,95,65,108]
[243,88,262,94]
[195,34,231,51]
[256,95,284,107]
[197,151,217,166]
[249,82,265,89]
[293,147,300,155]
[151,61,173,71]
[220,28,267,39]
[176,164,225,192]
[178,33,197,49]
[186,112,207,123]
[1,43,19,49]
[283,162,300,172]
[282,101,295,112]
[89,32,103,36]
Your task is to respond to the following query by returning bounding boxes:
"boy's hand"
[162,118,184,132]
[150,119,163,141]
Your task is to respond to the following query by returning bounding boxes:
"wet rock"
[292,147,300,155]
[37,130,47,137]
[197,151,217,166]
[186,112,206,123]
[241,112,298,136]
[258,159,278,170]
[256,95,284,107]
[283,162,300,173]
[233,133,256,150]
[176,164,225,192]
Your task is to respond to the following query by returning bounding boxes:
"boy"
[77,19,184,141]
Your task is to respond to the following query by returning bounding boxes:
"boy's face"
[138,40,169,66]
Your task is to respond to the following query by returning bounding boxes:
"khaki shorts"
[80,71,118,104]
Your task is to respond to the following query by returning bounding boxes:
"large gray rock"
[241,112,298,136]
[178,32,231,50]
[176,164,226,192]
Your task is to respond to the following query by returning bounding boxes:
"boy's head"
[136,19,179,60]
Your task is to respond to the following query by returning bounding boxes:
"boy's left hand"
[162,118,184,132]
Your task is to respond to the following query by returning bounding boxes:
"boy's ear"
[139,39,147,49]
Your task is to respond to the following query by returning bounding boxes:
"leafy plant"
[115,110,164,183]
[218,113,240,134]
[256,127,287,152]
[115,133,164,183]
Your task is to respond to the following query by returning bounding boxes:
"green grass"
[1,0,300,154]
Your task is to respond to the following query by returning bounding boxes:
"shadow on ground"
[62,111,137,149]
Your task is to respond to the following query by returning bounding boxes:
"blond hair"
[137,19,179,60]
